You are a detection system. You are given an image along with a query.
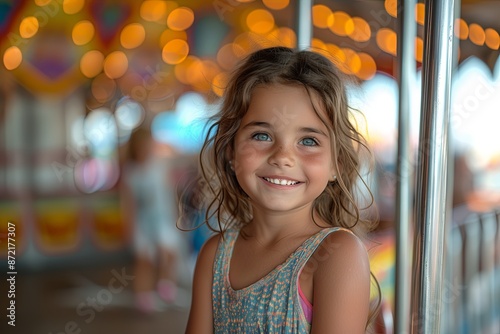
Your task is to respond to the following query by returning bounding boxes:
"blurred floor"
[10,262,191,334]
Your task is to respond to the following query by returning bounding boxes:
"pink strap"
[298,281,313,323]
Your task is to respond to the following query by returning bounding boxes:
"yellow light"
[140,1,169,23]
[159,29,187,48]
[212,72,228,97]
[167,7,195,31]
[469,23,485,46]
[80,50,104,78]
[349,17,371,42]
[455,18,469,40]
[103,51,128,79]
[311,38,327,53]
[19,16,39,39]
[72,20,95,46]
[246,9,275,34]
[485,28,499,50]
[63,0,85,15]
[342,48,361,74]
[376,28,397,56]
[185,58,204,85]
[175,55,199,84]
[415,36,423,62]
[329,11,354,37]
[217,43,239,71]
[415,3,425,25]
[262,0,289,10]
[356,52,377,80]
[3,46,22,71]
[266,27,296,48]
[162,39,189,64]
[191,60,219,92]
[385,0,397,18]
[121,23,146,49]
[312,5,334,29]
[326,43,346,64]
[233,32,261,57]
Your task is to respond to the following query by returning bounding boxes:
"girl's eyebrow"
[300,127,328,137]
[241,121,271,129]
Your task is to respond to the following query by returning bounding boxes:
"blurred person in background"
[121,127,183,313]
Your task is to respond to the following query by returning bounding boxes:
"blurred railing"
[444,207,500,334]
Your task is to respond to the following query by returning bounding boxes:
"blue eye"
[300,138,318,146]
[252,133,271,141]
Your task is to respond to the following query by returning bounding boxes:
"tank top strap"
[214,228,240,279]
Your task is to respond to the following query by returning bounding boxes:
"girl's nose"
[267,145,295,168]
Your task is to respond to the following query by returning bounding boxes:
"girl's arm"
[185,234,220,334]
[311,230,371,334]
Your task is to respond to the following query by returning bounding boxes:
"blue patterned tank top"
[212,227,345,333]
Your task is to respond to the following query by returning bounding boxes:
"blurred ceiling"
[0,0,498,100]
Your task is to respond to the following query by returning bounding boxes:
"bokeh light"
[349,17,371,42]
[91,74,117,103]
[80,50,105,78]
[3,46,22,71]
[63,0,85,15]
[266,27,296,48]
[415,3,425,25]
[385,0,397,18]
[485,28,500,50]
[415,36,424,63]
[162,39,189,64]
[329,11,354,37]
[159,29,187,48]
[262,0,289,10]
[212,72,228,97]
[120,23,146,49]
[103,51,129,79]
[455,18,469,40]
[312,4,334,29]
[72,20,95,46]
[167,7,195,31]
[356,52,377,80]
[115,98,145,131]
[246,9,275,34]
[140,0,169,22]
[19,16,39,39]
[469,23,486,46]
[376,28,397,56]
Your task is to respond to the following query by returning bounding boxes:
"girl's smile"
[233,83,336,214]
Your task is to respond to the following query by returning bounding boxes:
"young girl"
[121,127,182,312]
[185,46,379,333]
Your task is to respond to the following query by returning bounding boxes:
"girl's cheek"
[235,141,261,163]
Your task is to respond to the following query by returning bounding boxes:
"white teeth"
[264,177,298,185]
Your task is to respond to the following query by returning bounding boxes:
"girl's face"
[232,84,336,216]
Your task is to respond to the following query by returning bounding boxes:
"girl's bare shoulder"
[310,229,371,333]
[313,228,370,279]
[197,233,222,266]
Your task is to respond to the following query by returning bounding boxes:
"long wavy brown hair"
[196,47,376,234]
[185,46,381,327]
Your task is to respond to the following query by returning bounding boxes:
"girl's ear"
[330,160,341,182]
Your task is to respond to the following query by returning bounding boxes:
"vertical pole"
[410,0,458,333]
[395,0,416,332]
[295,0,312,50]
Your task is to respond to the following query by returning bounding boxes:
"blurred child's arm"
[185,234,220,334]
[311,230,371,334]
